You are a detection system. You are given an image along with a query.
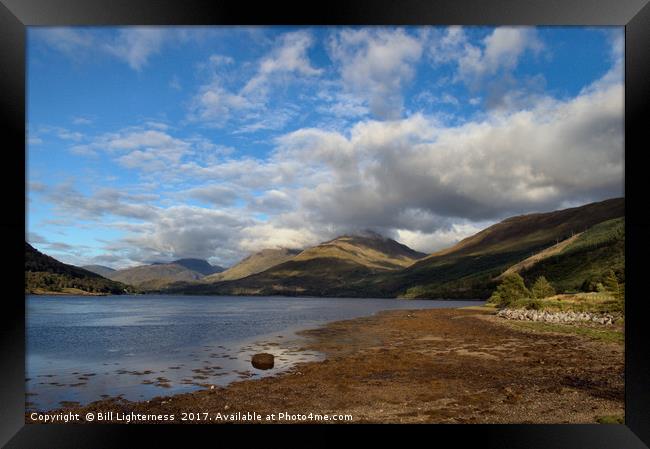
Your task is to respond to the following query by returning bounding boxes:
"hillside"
[165,232,427,296]
[495,233,583,281]
[292,231,426,270]
[517,217,624,293]
[166,258,224,276]
[108,263,207,289]
[393,197,624,299]
[82,264,116,278]
[204,248,302,282]
[25,243,129,295]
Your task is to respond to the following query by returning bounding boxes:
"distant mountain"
[108,263,207,289]
[166,232,427,296]
[25,243,129,295]
[204,248,302,282]
[170,258,224,276]
[82,264,116,278]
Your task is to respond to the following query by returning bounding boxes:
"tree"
[603,269,620,298]
[489,273,531,307]
[531,276,555,299]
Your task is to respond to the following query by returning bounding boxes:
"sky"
[26,26,624,269]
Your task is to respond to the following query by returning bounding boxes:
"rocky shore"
[30,307,624,424]
[496,308,621,325]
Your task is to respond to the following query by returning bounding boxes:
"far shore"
[28,305,624,424]
[25,288,111,296]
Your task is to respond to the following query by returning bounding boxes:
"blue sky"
[26,26,624,268]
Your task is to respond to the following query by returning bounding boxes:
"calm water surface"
[26,295,480,410]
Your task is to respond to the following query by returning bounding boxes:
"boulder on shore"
[251,353,275,370]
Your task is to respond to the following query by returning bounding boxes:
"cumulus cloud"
[327,28,424,119]
[272,72,623,233]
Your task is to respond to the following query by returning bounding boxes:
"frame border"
[1,1,648,447]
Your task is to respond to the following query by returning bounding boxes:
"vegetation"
[25,243,132,295]
[491,291,624,318]
[521,217,624,294]
[394,198,623,299]
[531,276,555,299]
[504,320,624,345]
[488,273,531,307]
[596,415,625,424]
[25,271,128,295]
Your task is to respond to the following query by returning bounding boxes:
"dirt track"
[29,308,623,423]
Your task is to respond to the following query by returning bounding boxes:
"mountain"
[166,232,427,296]
[390,197,624,299]
[292,231,426,270]
[82,264,116,278]
[108,263,207,289]
[25,243,129,295]
[168,258,224,276]
[204,248,302,282]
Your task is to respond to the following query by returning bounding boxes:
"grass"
[505,292,624,314]
[459,304,498,312]
[505,320,624,345]
[596,414,625,424]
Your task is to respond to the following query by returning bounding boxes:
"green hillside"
[25,243,131,295]
[518,217,624,293]
[386,197,624,299]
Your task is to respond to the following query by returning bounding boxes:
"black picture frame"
[1,1,648,447]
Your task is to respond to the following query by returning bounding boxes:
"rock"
[251,353,275,370]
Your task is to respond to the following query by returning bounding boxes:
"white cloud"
[270,70,623,232]
[34,27,176,71]
[242,30,322,97]
[72,116,93,125]
[189,31,320,130]
[101,28,167,71]
[327,28,424,119]
[431,26,543,88]
[396,222,486,253]
[34,28,93,57]
[238,223,319,253]
[184,184,241,206]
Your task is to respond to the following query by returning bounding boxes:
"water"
[26,295,480,410]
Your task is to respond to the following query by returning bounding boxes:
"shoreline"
[26,291,486,300]
[27,306,623,424]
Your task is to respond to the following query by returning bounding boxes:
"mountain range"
[99,258,224,289]
[26,197,624,299]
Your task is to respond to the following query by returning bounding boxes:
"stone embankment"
[496,308,620,325]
